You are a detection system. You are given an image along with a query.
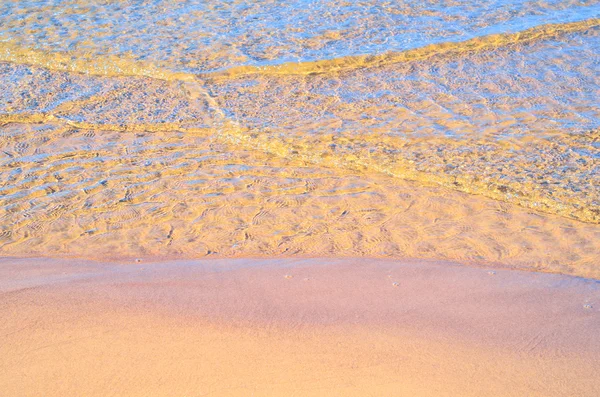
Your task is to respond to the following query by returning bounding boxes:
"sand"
[1,256,599,396]
[2,3,599,396]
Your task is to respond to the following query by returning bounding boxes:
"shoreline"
[2,250,598,282]
[2,256,599,396]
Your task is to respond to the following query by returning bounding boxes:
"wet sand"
[2,2,599,396]
[1,256,599,396]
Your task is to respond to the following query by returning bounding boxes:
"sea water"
[0,1,599,276]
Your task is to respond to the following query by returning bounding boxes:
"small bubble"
[392,282,399,287]
[583,304,593,309]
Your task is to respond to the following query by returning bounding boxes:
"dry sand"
[1,256,599,396]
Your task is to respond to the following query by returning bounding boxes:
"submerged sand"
[2,23,599,280]
[1,257,598,396]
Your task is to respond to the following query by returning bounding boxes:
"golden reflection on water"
[0,1,599,277]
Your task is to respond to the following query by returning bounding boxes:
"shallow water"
[0,1,599,276]
[1,0,598,74]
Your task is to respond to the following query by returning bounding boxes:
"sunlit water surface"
[1,0,599,277]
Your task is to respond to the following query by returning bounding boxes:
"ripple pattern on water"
[0,1,599,277]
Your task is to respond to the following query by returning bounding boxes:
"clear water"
[0,1,599,276]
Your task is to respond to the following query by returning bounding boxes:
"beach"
[1,1,600,395]
[1,257,599,396]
